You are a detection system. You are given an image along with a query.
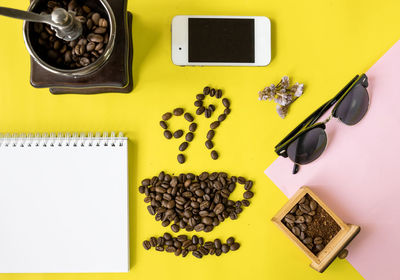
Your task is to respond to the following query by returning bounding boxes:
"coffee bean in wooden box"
[271,186,360,273]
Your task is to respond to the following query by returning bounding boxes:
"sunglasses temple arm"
[275,75,359,149]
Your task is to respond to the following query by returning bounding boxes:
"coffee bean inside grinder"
[29,0,110,70]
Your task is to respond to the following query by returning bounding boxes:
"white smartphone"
[171,15,271,66]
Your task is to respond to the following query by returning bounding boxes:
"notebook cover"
[0,133,129,273]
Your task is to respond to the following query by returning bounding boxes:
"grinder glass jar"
[23,0,116,76]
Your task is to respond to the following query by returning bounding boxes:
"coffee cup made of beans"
[139,172,254,233]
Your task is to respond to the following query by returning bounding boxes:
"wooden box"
[271,186,360,273]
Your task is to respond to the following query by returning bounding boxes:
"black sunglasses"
[274,74,369,174]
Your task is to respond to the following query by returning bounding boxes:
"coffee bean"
[199,237,204,245]
[88,33,103,43]
[242,199,250,207]
[338,249,348,259]
[192,251,203,258]
[179,142,189,151]
[161,220,170,227]
[92,13,101,25]
[226,237,235,246]
[221,244,230,253]
[194,100,203,107]
[94,27,107,34]
[189,123,197,132]
[218,114,226,122]
[162,112,172,121]
[216,89,223,99]
[181,249,189,257]
[79,57,90,66]
[245,180,253,191]
[205,140,214,149]
[203,86,211,95]
[171,224,180,232]
[163,232,172,240]
[210,88,216,97]
[211,150,218,160]
[185,132,194,142]
[222,98,230,108]
[224,108,231,115]
[191,235,198,245]
[314,237,323,245]
[164,130,172,139]
[147,205,155,215]
[166,246,176,253]
[204,109,211,118]
[210,121,220,129]
[230,243,240,251]
[295,216,305,224]
[155,246,164,252]
[299,223,307,231]
[175,248,182,256]
[150,237,157,247]
[284,214,295,223]
[194,223,205,232]
[160,121,168,129]
[173,108,184,116]
[196,94,205,100]
[291,226,300,236]
[303,237,313,244]
[184,113,194,122]
[174,130,184,138]
[243,191,254,199]
[99,18,108,28]
[143,240,151,250]
[207,130,215,140]
[315,244,324,251]
[305,215,312,223]
[157,237,165,246]
[208,104,216,112]
[199,246,209,255]
[299,204,311,213]
[310,200,317,211]
[177,154,185,164]
[196,106,205,115]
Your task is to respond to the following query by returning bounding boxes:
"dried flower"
[276,104,289,119]
[258,76,305,118]
[280,76,290,89]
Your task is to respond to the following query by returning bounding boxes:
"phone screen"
[188,18,255,63]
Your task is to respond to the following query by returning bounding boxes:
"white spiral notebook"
[0,132,129,273]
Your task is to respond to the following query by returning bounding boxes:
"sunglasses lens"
[335,84,369,125]
[287,127,327,165]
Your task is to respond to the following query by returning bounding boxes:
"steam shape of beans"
[160,86,231,163]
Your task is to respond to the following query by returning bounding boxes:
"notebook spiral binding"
[0,132,126,147]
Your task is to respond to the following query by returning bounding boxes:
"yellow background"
[0,0,398,279]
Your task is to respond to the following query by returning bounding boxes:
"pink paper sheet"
[265,41,400,280]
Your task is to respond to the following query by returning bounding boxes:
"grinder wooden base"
[271,186,360,273]
[30,0,133,94]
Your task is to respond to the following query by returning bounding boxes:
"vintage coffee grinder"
[0,0,133,94]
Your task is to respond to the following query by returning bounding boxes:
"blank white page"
[0,134,129,273]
